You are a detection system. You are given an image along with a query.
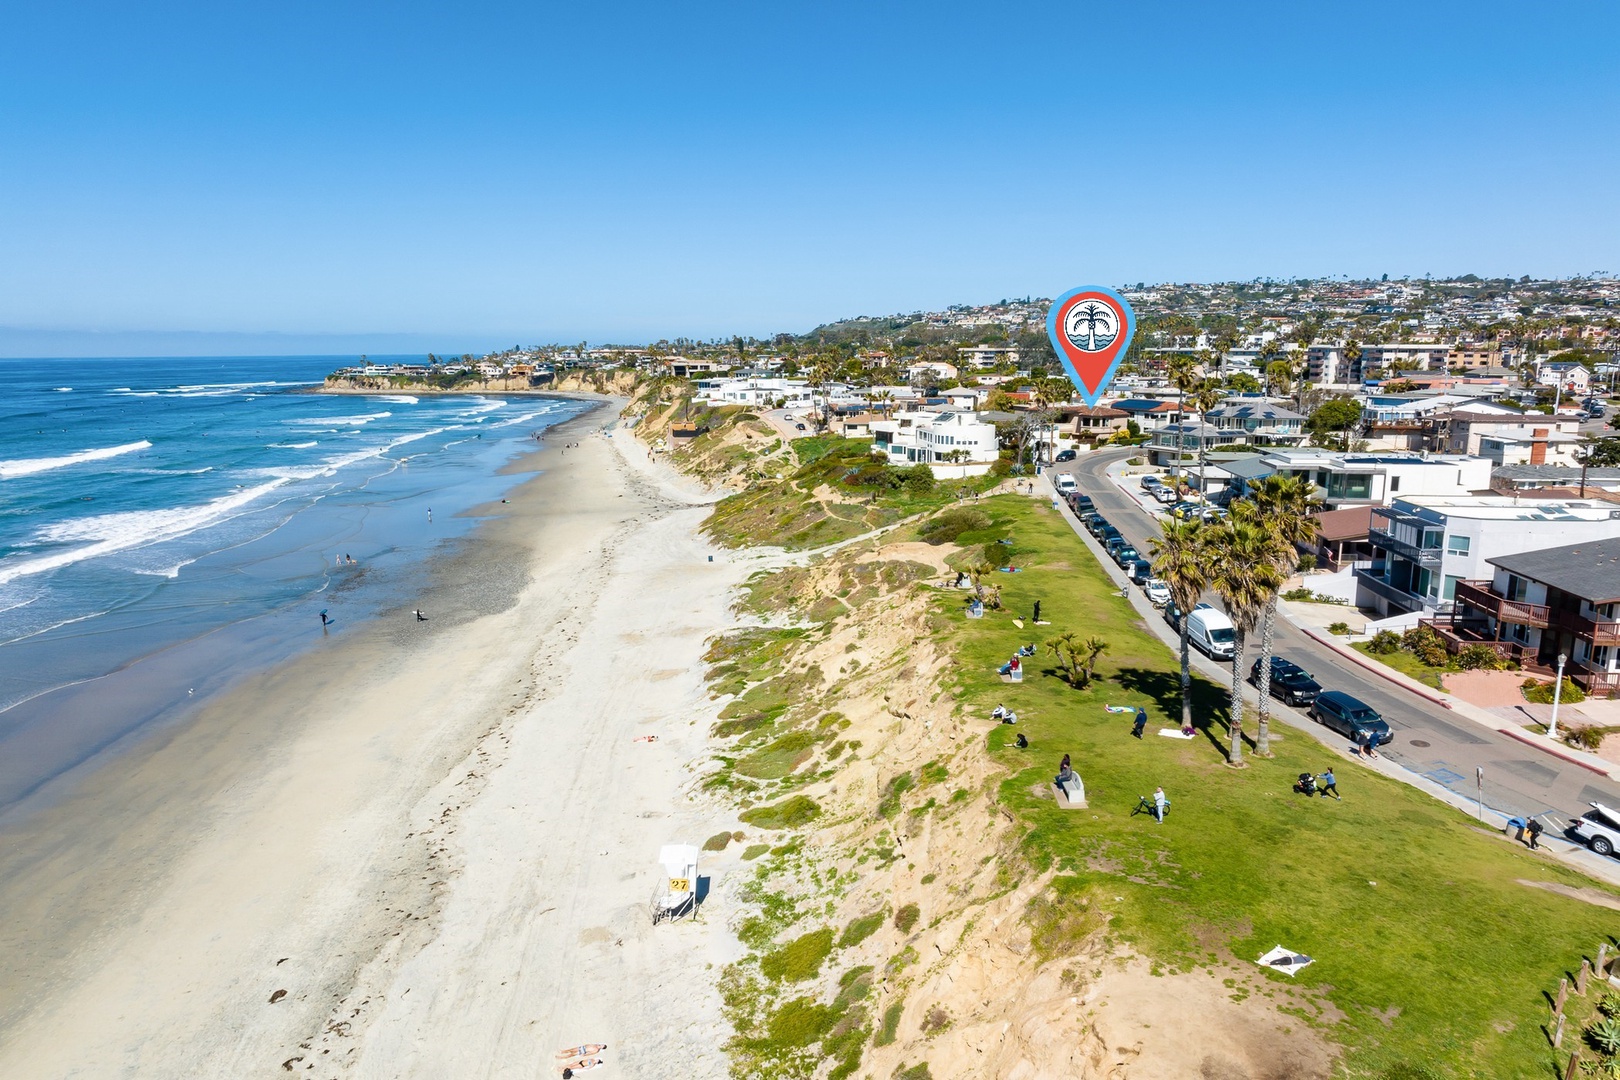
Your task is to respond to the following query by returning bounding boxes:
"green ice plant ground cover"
[942,496,1617,1079]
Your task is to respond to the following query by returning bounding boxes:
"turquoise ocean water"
[0,356,587,810]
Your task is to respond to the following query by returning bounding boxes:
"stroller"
[1293,772,1319,797]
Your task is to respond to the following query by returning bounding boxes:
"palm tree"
[1149,520,1208,734]
[1166,354,1199,487]
[1188,379,1225,498]
[1246,476,1323,755]
[1207,512,1286,765]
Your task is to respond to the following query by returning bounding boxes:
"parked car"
[1186,606,1236,660]
[794,423,806,431]
[1085,514,1108,535]
[1310,691,1392,746]
[1140,474,1163,490]
[1054,473,1078,494]
[1070,493,1094,513]
[1104,536,1127,558]
[1099,525,1122,545]
[1163,600,1185,631]
[1569,803,1620,857]
[1056,449,1077,462]
[1152,487,1180,504]
[1128,558,1153,584]
[1170,502,1202,520]
[1200,507,1230,524]
[1247,656,1322,706]
[1113,544,1140,567]
[1143,578,1171,605]
[1079,511,1102,531]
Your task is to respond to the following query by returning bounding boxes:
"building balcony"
[1368,529,1442,567]
[1571,657,1620,697]
[1552,609,1620,647]
[1452,580,1551,628]
[1353,566,1428,613]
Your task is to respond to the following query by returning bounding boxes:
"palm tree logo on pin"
[1064,301,1118,352]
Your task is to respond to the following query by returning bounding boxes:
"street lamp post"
[1548,652,1569,743]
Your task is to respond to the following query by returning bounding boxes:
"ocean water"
[0,356,588,809]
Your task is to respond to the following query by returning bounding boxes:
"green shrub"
[1296,553,1317,572]
[903,464,936,492]
[1401,627,1448,668]
[1456,644,1508,671]
[894,903,920,933]
[894,1064,933,1080]
[920,760,949,785]
[761,928,835,982]
[838,911,887,949]
[1283,587,1315,602]
[918,507,992,545]
[877,772,915,819]
[875,1002,904,1046]
[741,844,771,860]
[740,795,822,830]
[1367,629,1402,654]
[1523,677,1586,705]
[702,831,734,852]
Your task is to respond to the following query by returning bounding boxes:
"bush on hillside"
[903,464,935,492]
[1402,626,1449,667]
[919,507,993,545]
[1456,644,1510,671]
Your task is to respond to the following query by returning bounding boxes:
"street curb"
[1494,726,1612,776]
[1299,625,1456,710]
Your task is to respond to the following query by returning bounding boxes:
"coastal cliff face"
[630,411,1339,1080]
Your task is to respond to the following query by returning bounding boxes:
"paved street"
[1054,448,1620,842]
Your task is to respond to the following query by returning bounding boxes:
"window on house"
[1505,575,1529,602]
[1509,621,1531,644]
[1422,529,1443,550]
[1599,603,1617,619]
[1390,476,1401,492]
[1446,535,1470,556]
[1443,575,1461,601]
[1594,645,1613,669]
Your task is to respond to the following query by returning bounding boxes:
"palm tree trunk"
[1179,622,1193,731]
[1254,598,1277,756]
[1228,629,1246,765]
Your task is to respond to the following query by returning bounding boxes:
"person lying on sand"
[560,1058,602,1076]
[633,735,658,743]
[556,1044,607,1058]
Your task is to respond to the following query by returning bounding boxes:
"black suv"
[1310,691,1391,746]
[1069,493,1094,513]
[1247,656,1321,706]
[1055,449,1078,462]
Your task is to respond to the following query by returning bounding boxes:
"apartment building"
[957,345,1021,369]
[1354,496,1620,618]
[1424,538,1620,695]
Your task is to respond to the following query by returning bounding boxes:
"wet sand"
[0,402,746,1077]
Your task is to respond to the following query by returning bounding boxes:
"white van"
[1053,474,1078,494]
[1186,606,1237,661]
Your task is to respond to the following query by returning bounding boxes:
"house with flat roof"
[1202,401,1307,445]
[1354,496,1620,619]
[1248,450,1493,510]
[870,409,1000,477]
[1423,538,1620,696]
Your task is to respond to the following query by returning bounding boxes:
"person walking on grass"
[1132,708,1148,740]
[1527,816,1544,850]
[1318,767,1339,800]
[1153,786,1168,823]
[1032,599,1041,623]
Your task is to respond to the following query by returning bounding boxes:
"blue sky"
[2,1,1616,354]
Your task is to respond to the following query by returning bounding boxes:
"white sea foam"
[110,380,296,398]
[380,395,420,405]
[54,387,72,392]
[269,441,318,449]
[0,440,154,480]
[285,411,392,426]
[457,398,507,417]
[491,408,556,428]
[255,428,450,481]
[0,479,288,587]
[128,467,215,476]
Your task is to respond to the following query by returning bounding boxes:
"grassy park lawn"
[1351,641,1452,692]
[939,496,1615,1079]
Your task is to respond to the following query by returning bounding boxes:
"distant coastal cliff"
[321,370,641,395]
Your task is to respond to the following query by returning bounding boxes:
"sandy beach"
[0,401,747,1077]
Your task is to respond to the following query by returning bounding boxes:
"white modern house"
[957,345,1021,369]
[870,409,1000,478]
[1247,450,1494,509]
[1355,496,1620,619]
[697,377,812,408]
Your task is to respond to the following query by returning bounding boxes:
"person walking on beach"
[1319,767,1340,800]
[427,507,433,523]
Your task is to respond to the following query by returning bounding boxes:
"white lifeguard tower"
[650,843,700,924]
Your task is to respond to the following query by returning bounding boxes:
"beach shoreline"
[0,396,746,1077]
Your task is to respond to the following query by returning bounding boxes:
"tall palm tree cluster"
[1150,475,1321,765]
